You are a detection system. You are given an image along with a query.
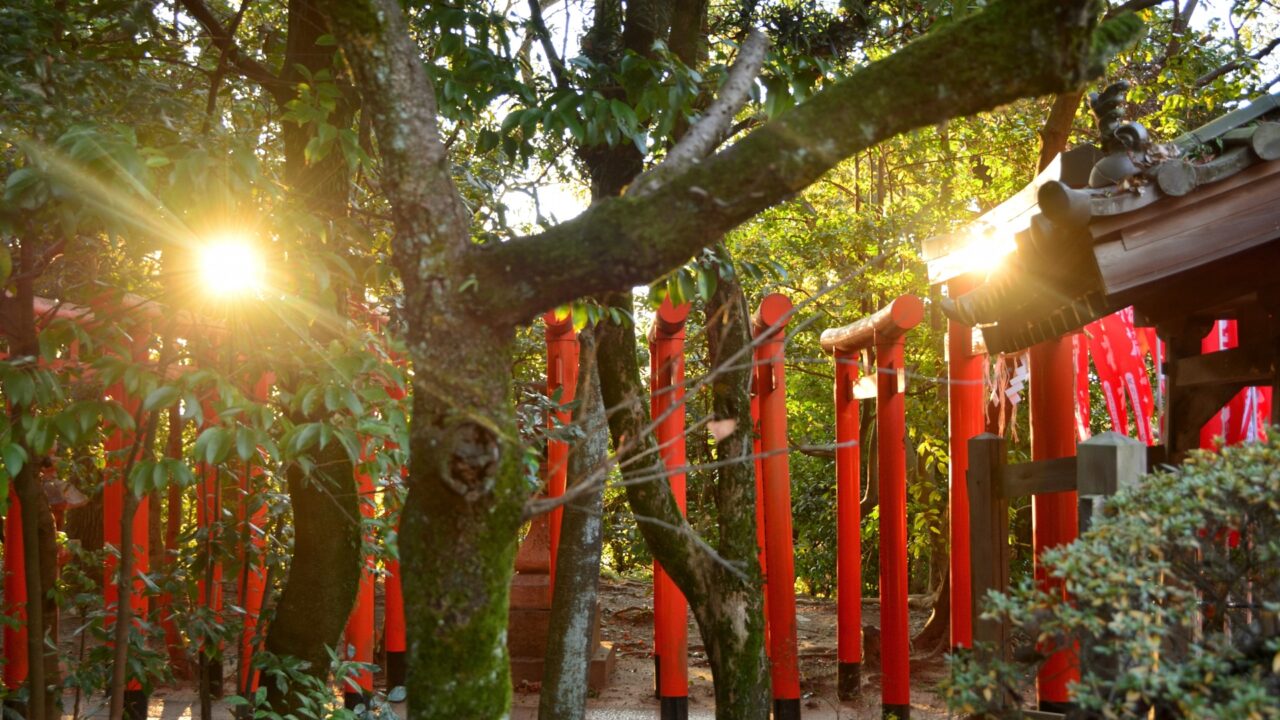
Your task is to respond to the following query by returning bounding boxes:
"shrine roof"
[923,85,1280,355]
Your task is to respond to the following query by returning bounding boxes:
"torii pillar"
[753,293,800,720]
[1029,336,1080,712]
[649,298,690,719]
[947,274,986,650]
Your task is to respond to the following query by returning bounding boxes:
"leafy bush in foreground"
[945,434,1280,719]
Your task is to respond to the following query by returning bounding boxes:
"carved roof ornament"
[1088,80,1152,188]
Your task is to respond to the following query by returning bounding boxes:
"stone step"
[509,641,617,690]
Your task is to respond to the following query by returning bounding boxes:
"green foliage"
[945,435,1280,718]
[231,646,399,720]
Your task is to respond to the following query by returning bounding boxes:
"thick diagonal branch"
[468,0,1135,326]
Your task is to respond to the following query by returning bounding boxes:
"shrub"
[944,434,1280,719]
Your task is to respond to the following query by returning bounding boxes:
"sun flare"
[199,235,264,298]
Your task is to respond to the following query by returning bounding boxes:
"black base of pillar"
[386,651,406,691]
[199,659,224,699]
[123,689,149,720]
[653,655,661,699]
[882,702,911,719]
[3,698,28,720]
[1039,700,1075,714]
[344,691,370,711]
[837,661,861,701]
[774,698,801,720]
[660,696,689,720]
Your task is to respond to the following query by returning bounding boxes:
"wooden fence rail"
[967,431,1148,714]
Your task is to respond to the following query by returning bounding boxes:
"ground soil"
[511,577,953,719]
[47,576,952,718]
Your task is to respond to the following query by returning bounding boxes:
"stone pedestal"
[508,514,616,688]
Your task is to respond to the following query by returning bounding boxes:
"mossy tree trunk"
[313,0,1132,716]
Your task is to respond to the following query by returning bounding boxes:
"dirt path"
[53,578,952,718]
[512,578,952,719]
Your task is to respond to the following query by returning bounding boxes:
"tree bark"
[700,248,772,716]
[538,328,608,720]
[3,237,61,720]
[262,440,363,708]
[1037,90,1086,171]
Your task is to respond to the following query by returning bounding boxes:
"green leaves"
[2,442,27,479]
[194,427,234,466]
[142,386,181,413]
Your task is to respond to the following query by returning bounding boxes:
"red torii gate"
[752,292,801,720]
[821,294,924,719]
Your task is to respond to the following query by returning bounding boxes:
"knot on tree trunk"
[440,420,499,501]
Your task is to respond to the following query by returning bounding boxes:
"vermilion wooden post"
[384,382,409,691]
[3,489,28,701]
[1028,337,1080,711]
[753,293,800,720]
[237,374,272,695]
[543,310,579,593]
[104,380,150,718]
[947,274,985,650]
[384,555,407,688]
[344,443,376,708]
[160,408,186,673]
[876,324,913,720]
[834,349,862,700]
[649,298,690,719]
[821,294,923,719]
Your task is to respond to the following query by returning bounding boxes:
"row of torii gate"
[0,290,1135,720]
[542,291,942,720]
[0,287,983,720]
[0,286,1244,720]
[0,295,409,717]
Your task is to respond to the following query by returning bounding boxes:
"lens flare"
[199,235,264,298]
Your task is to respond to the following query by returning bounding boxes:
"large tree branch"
[468,0,1138,327]
[628,30,769,198]
[178,0,291,104]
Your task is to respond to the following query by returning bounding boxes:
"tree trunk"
[538,328,608,720]
[258,0,363,708]
[700,247,772,717]
[398,321,526,719]
[1037,90,1085,171]
[4,238,61,720]
[262,439,362,707]
[595,279,770,719]
[912,572,950,656]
